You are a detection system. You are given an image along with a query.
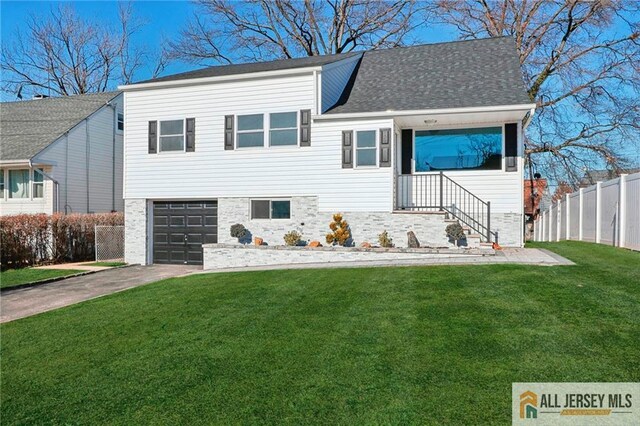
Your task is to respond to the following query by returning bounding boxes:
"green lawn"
[0,268,84,289]
[1,242,638,424]
[84,261,127,267]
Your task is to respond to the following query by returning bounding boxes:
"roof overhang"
[119,67,322,92]
[0,159,31,166]
[314,103,537,121]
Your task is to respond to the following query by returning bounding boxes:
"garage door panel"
[153,200,217,265]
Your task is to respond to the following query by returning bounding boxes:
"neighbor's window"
[237,114,264,148]
[117,113,124,132]
[269,112,297,146]
[414,127,502,172]
[0,169,4,198]
[356,130,377,167]
[159,119,185,152]
[33,168,44,198]
[9,169,29,199]
[251,199,291,219]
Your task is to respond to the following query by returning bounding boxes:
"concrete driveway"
[1,265,199,323]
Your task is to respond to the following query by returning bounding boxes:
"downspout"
[85,118,90,213]
[29,159,60,213]
[107,102,117,212]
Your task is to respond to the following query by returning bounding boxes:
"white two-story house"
[0,92,124,215]
[120,37,535,265]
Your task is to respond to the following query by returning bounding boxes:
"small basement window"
[117,112,124,132]
[33,168,44,198]
[159,119,185,152]
[237,114,264,148]
[269,112,297,146]
[251,199,291,219]
[356,130,377,167]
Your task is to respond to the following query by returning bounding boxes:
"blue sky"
[1,0,457,84]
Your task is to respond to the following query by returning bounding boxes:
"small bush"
[326,213,351,246]
[445,223,466,241]
[283,230,302,246]
[378,230,394,248]
[230,224,247,239]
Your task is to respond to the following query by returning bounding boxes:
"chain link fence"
[95,225,125,261]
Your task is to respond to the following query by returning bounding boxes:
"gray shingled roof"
[327,37,532,113]
[135,52,360,84]
[0,91,120,161]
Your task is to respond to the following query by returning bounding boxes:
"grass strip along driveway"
[0,268,84,290]
[1,242,638,424]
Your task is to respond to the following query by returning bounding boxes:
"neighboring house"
[523,178,547,240]
[120,37,536,265]
[0,92,124,215]
[578,168,640,188]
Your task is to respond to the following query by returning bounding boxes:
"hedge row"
[0,212,124,269]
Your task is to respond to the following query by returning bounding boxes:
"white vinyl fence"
[533,172,640,251]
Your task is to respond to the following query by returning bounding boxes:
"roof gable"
[0,91,120,161]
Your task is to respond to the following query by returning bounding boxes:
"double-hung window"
[117,113,124,132]
[237,114,264,148]
[159,119,184,152]
[8,169,29,199]
[269,112,297,146]
[356,130,377,167]
[251,199,291,219]
[32,168,44,198]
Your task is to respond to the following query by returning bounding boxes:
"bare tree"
[434,0,640,186]
[170,0,423,64]
[1,3,166,98]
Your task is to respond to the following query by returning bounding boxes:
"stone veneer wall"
[203,244,491,270]
[218,196,523,248]
[124,198,148,264]
[125,195,522,265]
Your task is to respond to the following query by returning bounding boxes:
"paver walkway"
[34,262,114,272]
[1,265,199,323]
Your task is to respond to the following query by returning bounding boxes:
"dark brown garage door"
[153,201,217,265]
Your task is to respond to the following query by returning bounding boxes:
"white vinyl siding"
[123,74,395,211]
[11,95,125,215]
[321,54,361,112]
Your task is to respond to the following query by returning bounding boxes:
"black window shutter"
[300,109,311,146]
[186,118,196,152]
[148,121,157,154]
[342,130,353,168]
[224,115,234,150]
[379,128,391,167]
[505,123,518,172]
[401,129,412,174]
